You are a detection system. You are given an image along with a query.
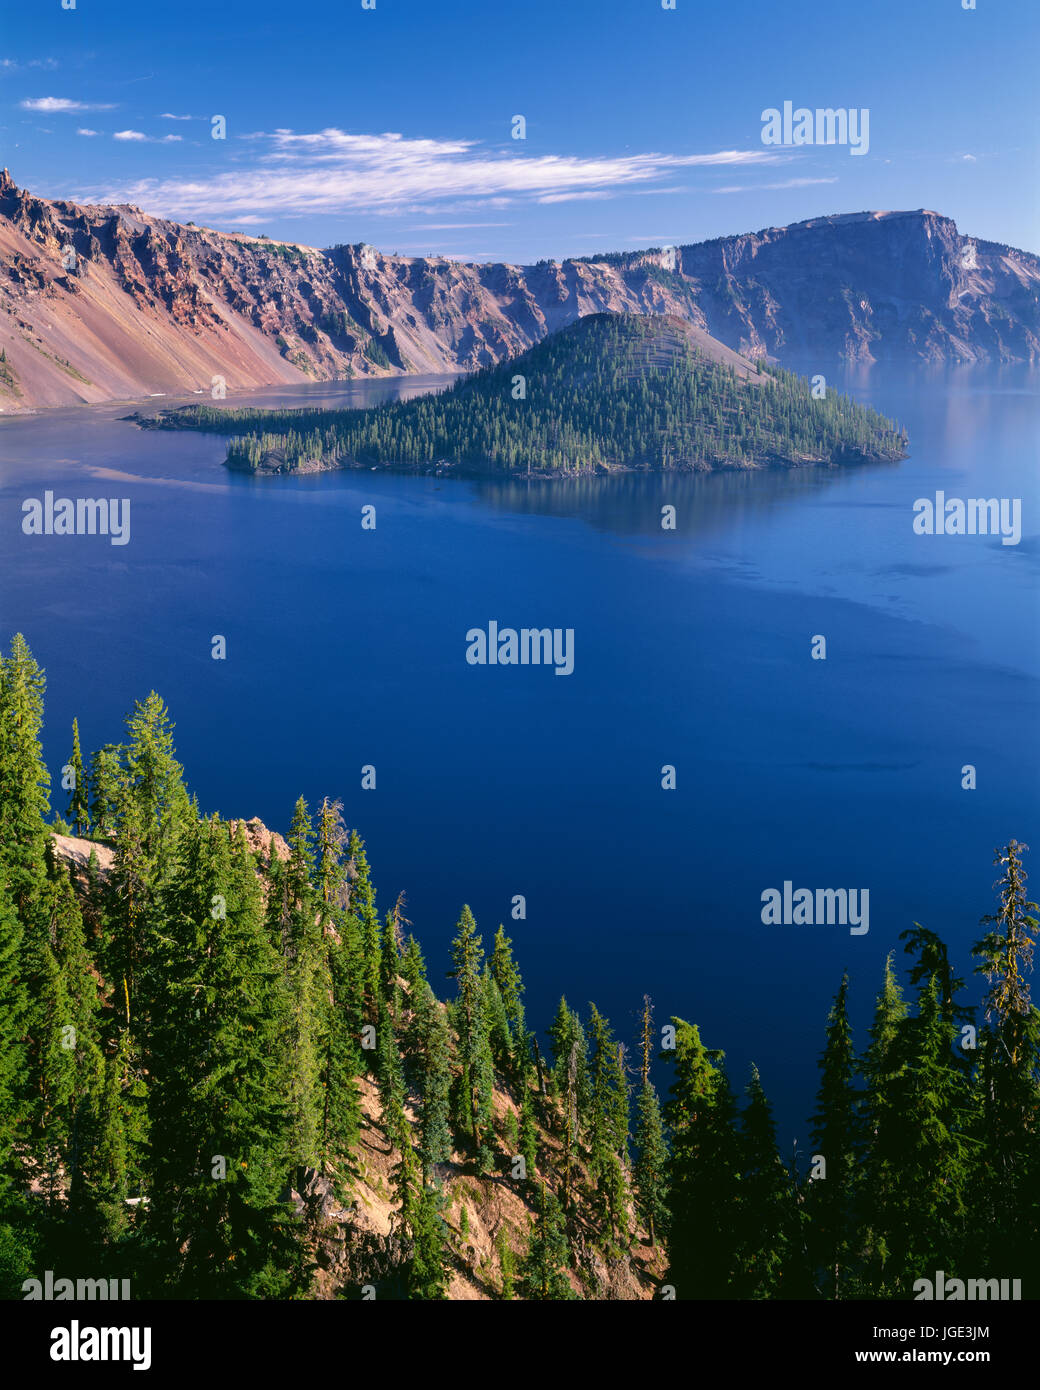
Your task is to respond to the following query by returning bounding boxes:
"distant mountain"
[145,313,907,478]
[1,167,1037,412]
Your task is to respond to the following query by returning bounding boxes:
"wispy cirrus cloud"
[712,176,838,194]
[20,96,114,112]
[78,127,784,220]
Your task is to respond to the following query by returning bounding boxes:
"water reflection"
[472,460,901,539]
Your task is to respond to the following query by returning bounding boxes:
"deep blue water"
[1,363,1036,1145]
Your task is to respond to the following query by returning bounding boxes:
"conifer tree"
[519,1182,575,1300]
[66,718,90,836]
[490,925,528,1071]
[0,873,28,1204]
[806,974,859,1298]
[0,635,51,922]
[416,982,452,1172]
[449,906,494,1170]
[969,840,1040,1281]
[380,895,405,1018]
[518,1085,538,1181]
[346,830,381,1021]
[482,966,512,1069]
[122,693,187,870]
[860,947,970,1294]
[586,1003,630,1245]
[407,1179,450,1300]
[87,744,124,840]
[662,1018,742,1299]
[734,1065,797,1298]
[311,803,361,1171]
[633,1079,668,1248]
[148,814,301,1297]
[857,954,907,1292]
[282,798,327,1168]
[547,996,588,1210]
[632,995,669,1247]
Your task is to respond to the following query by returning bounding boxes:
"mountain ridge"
[1,167,1037,413]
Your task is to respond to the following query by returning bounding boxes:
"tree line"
[0,634,1035,1299]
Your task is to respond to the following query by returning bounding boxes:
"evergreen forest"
[144,314,908,478]
[0,635,1035,1301]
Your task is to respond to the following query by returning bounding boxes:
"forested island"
[139,314,908,479]
[0,634,1035,1300]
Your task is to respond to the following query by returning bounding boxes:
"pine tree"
[416,982,452,1172]
[282,798,327,1169]
[735,1065,797,1298]
[662,1018,742,1299]
[806,974,859,1298]
[87,744,124,840]
[519,1182,575,1300]
[0,871,28,1203]
[857,954,907,1293]
[632,994,669,1246]
[312,803,361,1174]
[490,925,528,1071]
[122,693,187,869]
[860,945,970,1294]
[407,1179,450,1299]
[346,830,381,1022]
[449,906,494,1170]
[633,1078,668,1247]
[586,1003,630,1246]
[148,814,301,1297]
[66,718,90,836]
[518,1085,538,1181]
[547,996,587,1212]
[969,840,1040,1282]
[0,635,51,922]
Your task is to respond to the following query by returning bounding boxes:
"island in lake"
[139,313,908,478]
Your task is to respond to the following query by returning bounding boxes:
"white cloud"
[21,96,114,112]
[406,221,512,230]
[159,112,193,120]
[1,57,58,73]
[80,127,783,220]
[77,128,98,137]
[537,190,613,204]
[112,129,182,144]
[712,176,838,194]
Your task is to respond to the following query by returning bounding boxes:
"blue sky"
[2,0,1037,261]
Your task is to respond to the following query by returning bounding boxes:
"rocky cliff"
[1,167,1037,412]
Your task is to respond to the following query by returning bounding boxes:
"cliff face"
[1,167,1037,412]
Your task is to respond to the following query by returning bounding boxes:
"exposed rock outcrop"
[2,167,1035,415]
